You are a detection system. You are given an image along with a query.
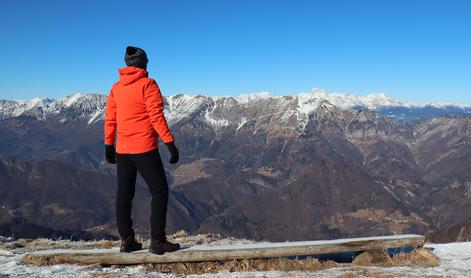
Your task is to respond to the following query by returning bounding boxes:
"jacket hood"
[118,67,148,85]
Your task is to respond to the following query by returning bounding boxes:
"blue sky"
[0,0,470,104]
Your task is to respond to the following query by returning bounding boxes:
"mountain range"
[1,89,470,123]
[0,89,470,242]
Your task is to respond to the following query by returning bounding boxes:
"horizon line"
[2,89,471,108]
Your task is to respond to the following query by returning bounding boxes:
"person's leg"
[116,153,138,239]
[130,149,169,241]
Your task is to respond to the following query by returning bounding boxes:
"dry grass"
[391,248,440,267]
[21,253,337,274]
[142,249,438,275]
[352,249,393,267]
[352,248,439,268]
[143,257,331,275]
[7,231,244,252]
[21,253,76,266]
[166,230,255,246]
[21,249,439,275]
[13,238,120,251]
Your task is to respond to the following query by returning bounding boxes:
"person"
[104,46,180,254]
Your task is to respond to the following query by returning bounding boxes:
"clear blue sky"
[0,0,470,104]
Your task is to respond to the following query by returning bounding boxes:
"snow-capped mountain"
[0,93,107,124]
[1,88,471,244]
[1,89,470,125]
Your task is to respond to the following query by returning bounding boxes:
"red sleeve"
[104,90,117,145]
[143,81,174,143]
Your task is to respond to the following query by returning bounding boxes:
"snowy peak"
[297,89,411,110]
[0,93,107,123]
[53,93,107,124]
[229,88,425,111]
[58,93,106,108]
[164,94,214,124]
[0,97,54,119]
[236,91,274,104]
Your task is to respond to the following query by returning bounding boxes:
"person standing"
[104,46,180,254]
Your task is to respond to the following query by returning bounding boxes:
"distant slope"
[429,218,471,243]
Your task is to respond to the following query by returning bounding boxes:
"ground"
[0,233,470,277]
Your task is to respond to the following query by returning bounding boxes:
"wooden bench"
[22,234,426,265]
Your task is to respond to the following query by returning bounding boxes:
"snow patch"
[236,117,248,131]
[204,110,230,129]
[62,93,85,107]
[165,94,209,124]
[237,92,274,104]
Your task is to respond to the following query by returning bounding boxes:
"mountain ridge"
[1,90,470,124]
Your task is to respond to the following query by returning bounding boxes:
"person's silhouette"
[104,46,180,254]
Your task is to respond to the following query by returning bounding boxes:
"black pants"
[116,149,168,241]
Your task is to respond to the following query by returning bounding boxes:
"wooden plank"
[23,234,425,265]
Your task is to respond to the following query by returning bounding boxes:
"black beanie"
[125,46,148,69]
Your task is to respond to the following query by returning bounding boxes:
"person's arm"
[143,81,174,143]
[104,90,117,164]
[104,90,117,145]
[144,81,179,164]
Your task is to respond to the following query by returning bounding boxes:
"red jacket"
[104,67,174,154]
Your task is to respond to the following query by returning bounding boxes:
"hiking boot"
[120,236,142,253]
[149,239,180,255]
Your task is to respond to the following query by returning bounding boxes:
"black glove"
[165,142,179,164]
[105,144,116,164]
